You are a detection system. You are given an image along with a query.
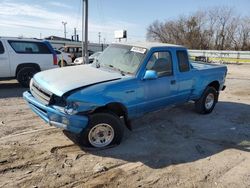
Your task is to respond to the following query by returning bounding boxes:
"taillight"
[53,54,58,65]
[42,41,58,65]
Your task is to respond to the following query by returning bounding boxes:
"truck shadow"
[0,81,26,98]
[65,101,250,169]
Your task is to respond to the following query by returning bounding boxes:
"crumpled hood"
[33,64,121,97]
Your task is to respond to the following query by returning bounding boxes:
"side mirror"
[143,70,158,80]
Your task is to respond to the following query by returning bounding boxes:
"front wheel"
[195,87,218,114]
[78,112,124,148]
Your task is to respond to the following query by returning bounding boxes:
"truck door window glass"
[0,41,4,54]
[8,41,51,54]
[68,48,74,53]
[177,50,190,72]
[146,51,173,77]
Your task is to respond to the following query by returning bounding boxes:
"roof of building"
[45,35,72,41]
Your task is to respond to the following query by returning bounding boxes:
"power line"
[0,23,62,31]
[97,0,107,41]
[75,0,82,30]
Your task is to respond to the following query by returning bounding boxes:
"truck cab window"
[0,41,4,54]
[177,50,190,72]
[146,51,173,77]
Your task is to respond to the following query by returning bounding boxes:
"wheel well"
[58,60,67,67]
[93,103,132,130]
[58,60,67,63]
[208,81,220,91]
[16,63,41,77]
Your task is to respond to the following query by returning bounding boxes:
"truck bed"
[191,61,227,71]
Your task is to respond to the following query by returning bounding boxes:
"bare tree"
[146,20,168,42]
[146,6,250,51]
[239,17,250,50]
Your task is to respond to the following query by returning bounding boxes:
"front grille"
[50,95,66,107]
[30,80,52,105]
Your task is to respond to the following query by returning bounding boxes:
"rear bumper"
[23,91,88,134]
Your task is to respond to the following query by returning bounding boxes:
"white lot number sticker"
[131,47,147,54]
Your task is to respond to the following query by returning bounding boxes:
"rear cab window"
[0,41,4,54]
[177,50,190,72]
[8,40,52,54]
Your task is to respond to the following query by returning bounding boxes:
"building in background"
[45,35,108,53]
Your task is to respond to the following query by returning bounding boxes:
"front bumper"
[23,91,88,134]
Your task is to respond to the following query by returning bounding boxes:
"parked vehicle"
[59,45,94,61]
[54,49,72,67]
[0,37,58,87]
[23,42,227,148]
[73,57,84,65]
[195,56,210,63]
[73,52,102,65]
[89,51,102,63]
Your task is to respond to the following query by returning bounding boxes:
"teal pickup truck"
[23,42,227,148]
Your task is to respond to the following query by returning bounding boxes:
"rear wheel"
[58,60,67,67]
[17,67,38,88]
[78,112,124,148]
[195,87,218,114]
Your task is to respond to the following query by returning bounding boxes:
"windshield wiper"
[108,64,126,76]
[95,59,100,68]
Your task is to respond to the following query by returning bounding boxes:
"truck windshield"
[94,44,147,75]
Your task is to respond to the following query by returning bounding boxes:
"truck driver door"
[139,50,178,113]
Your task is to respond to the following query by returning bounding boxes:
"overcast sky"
[0,0,249,43]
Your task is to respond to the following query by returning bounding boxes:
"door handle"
[171,80,176,85]
[126,90,135,94]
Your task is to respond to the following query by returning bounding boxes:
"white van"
[54,49,72,67]
[0,37,58,87]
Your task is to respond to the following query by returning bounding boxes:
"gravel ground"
[0,64,250,188]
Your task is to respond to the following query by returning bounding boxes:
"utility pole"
[62,21,67,39]
[82,0,88,63]
[74,28,77,41]
[98,32,101,45]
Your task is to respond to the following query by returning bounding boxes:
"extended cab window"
[146,51,173,77]
[0,41,4,54]
[8,41,51,54]
[177,50,190,72]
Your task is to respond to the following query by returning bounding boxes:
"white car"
[73,57,84,65]
[54,49,72,67]
[0,37,58,87]
[73,52,102,65]
[89,52,102,63]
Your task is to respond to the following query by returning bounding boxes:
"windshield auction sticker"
[131,47,147,54]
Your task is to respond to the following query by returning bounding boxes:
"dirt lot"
[0,64,250,188]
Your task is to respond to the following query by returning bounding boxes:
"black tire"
[17,67,38,88]
[195,87,218,114]
[78,112,124,148]
[58,60,67,67]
